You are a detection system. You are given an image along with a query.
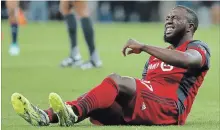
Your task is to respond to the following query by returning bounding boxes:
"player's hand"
[122,39,144,56]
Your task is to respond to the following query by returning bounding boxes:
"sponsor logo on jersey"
[148,62,174,72]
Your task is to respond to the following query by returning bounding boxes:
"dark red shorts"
[122,79,178,125]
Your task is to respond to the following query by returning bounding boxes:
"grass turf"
[1,21,219,130]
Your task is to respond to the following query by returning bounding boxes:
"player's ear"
[188,23,195,32]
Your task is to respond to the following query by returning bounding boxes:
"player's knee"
[107,73,121,83]
[73,1,89,18]
[106,73,136,95]
[117,76,136,95]
[7,8,16,17]
[76,10,89,18]
[59,8,71,16]
[59,5,71,16]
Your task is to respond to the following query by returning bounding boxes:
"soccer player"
[11,5,210,126]
[6,0,20,56]
[59,1,102,70]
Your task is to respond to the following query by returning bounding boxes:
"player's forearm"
[141,44,198,69]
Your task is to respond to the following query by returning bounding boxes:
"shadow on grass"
[6,120,219,128]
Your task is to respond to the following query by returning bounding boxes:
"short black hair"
[174,5,199,33]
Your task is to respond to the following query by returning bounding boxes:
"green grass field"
[1,21,219,130]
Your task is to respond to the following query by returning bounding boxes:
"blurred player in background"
[6,0,26,56]
[59,1,102,70]
[6,0,20,56]
[11,6,211,126]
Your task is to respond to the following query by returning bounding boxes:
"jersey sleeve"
[142,59,150,79]
[187,40,211,68]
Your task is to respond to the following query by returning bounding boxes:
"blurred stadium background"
[1,1,219,130]
[1,1,220,24]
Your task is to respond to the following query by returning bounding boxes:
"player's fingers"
[122,47,128,56]
[127,50,134,55]
[122,46,125,56]
[122,44,129,56]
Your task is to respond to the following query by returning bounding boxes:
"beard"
[163,28,186,47]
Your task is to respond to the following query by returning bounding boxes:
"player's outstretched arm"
[122,39,203,69]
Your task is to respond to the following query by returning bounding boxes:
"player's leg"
[73,1,102,70]
[11,93,50,126]
[49,73,136,126]
[6,0,20,56]
[59,0,82,67]
[44,93,125,126]
[41,93,88,126]
[89,101,126,125]
[48,97,126,126]
[43,100,125,126]
[65,97,125,125]
[47,93,89,126]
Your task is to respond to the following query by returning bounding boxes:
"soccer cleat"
[11,93,50,126]
[60,57,83,67]
[9,43,20,56]
[80,60,102,70]
[49,92,78,127]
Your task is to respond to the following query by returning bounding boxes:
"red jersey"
[141,40,211,125]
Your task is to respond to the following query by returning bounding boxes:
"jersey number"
[140,80,153,92]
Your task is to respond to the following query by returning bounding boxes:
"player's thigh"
[6,0,19,15]
[107,73,137,108]
[6,0,19,23]
[89,102,126,125]
[107,73,136,96]
[72,1,89,18]
[6,0,19,9]
[59,0,72,15]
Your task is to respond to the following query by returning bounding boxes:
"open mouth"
[165,25,175,34]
